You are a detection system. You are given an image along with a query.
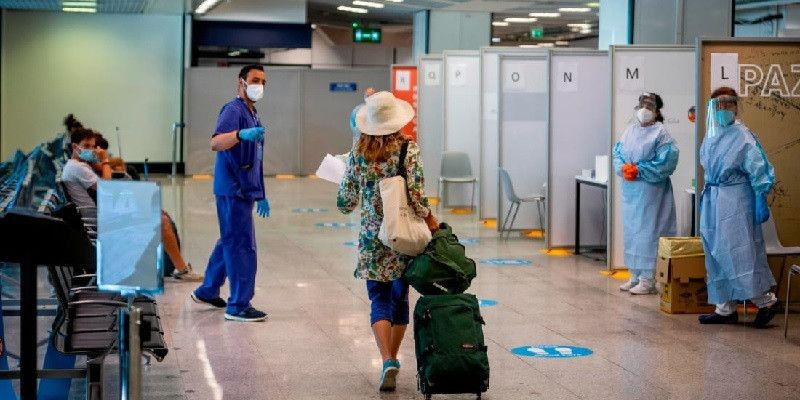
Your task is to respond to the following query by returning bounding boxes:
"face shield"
[634,93,657,112]
[706,95,738,138]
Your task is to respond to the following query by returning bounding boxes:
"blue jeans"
[366,279,409,326]
[195,195,257,314]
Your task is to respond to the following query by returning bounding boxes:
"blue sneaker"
[191,292,226,308]
[379,358,399,391]
[224,307,268,322]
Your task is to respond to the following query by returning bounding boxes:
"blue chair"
[499,168,545,239]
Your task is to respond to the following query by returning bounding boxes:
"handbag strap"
[397,140,413,204]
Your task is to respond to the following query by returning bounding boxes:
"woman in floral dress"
[337,91,438,392]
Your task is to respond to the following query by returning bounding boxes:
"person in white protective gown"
[613,92,679,295]
[697,86,779,327]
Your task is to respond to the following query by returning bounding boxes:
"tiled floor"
[5,175,800,399]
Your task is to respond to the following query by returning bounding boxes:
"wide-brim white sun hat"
[355,91,415,136]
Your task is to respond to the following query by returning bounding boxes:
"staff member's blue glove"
[754,193,770,224]
[256,198,270,218]
[238,126,265,142]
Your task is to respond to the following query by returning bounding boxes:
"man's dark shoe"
[191,292,226,308]
[753,302,779,328]
[698,312,738,324]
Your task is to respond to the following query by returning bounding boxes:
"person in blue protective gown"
[698,86,778,327]
[349,87,377,146]
[192,65,271,322]
[613,92,679,295]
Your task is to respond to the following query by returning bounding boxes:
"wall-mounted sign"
[330,82,358,92]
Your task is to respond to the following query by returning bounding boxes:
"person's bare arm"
[211,131,239,152]
[95,149,113,180]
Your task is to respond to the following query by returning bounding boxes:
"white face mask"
[636,108,655,125]
[242,79,264,102]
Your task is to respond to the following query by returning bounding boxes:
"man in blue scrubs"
[192,65,270,322]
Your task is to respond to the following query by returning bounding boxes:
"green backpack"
[404,223,476,295]
[413,293,490,399]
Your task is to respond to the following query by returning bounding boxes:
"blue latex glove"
[238,126,265,142]
[754,193,770,224]
[256,198,270,218]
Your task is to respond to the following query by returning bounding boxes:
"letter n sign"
[557,62,578,92]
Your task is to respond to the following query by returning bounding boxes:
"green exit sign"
[353,28,382,43]
[531,28,544,38]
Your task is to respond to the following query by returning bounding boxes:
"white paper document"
[315,154,347,184]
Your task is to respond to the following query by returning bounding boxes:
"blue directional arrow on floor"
[344,240,358,247]
[479,299,498,307]
[316,222,356,228]
[511,345,593,358]
[293,208,329,213]
[460,238,481,245]
[480,258,531,266]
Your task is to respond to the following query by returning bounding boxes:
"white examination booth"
[479,47,547,222]
[417,54,445,198]
[546,49,610,249]
[495,50,550,233]
[608,45,697,270]
[442,50,481,209]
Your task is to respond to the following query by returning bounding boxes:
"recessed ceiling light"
[559,7,591,12]
[311,23,317,29]
[492,37,501,43]
[556,41,569,46]
[63,7,96,12]
[353,1,384,8]
[519,44,539,48]
[492,21,509,26]
[338,5,368,13]
[195,0,222,14]
[62,1,97,6]
[504,17,538,23]
[538,43,555,48]
[529,12,560,18]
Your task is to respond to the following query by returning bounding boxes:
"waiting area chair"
[499,168,545,239]
[438,151,478,210]
[760,215,800,336]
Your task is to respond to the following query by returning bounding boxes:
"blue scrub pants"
[195,195,257,315]
[366,279,409,326]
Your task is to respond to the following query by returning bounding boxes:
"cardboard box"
[656,237,715,314]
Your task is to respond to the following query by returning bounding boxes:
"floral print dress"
[337,140,430,282]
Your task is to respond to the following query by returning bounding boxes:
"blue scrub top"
[212,97,265,201]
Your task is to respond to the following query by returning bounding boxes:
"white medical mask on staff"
[636,108,655,125]
[241,79,264,102]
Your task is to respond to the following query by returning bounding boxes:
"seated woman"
[62,128,202,281]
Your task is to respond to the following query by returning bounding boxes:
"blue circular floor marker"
[480,258,532,266]
[293,208,328,213]
[460,238,481,245]
[511,345,593,358]
[316,222,356,228]
[479,299,498,307]
[343,240,358,247]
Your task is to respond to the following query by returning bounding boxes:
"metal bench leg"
[470,181,476,211]
[786,269,793,338]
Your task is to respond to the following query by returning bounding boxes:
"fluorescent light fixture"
[504,17,538,23]
[311,23,317,29]
[529,12,560,18]
[195,0,222,14]
[587,2,600,8]
[385,0,403,2]
[492,21,509,26]
[63,1,97,6]
[63,7,96,12]
[555,41,569,46]
[580,28,592,34]
[519,44,539,48]
[338,5,368,13]
[353,1,384,8]
[538,42,555,47]
[559,7,591,12]
[567,23,592,28]
[492,37,501,43]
